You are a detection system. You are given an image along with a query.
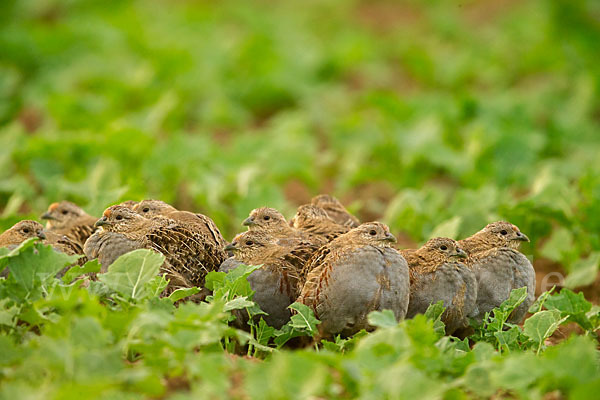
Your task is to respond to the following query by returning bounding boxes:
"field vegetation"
[1,0,600,398]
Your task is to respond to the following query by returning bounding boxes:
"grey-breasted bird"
[458,221,534,324]
[400,237,478,335]
[297,222,409,338]
[41,201,97,249]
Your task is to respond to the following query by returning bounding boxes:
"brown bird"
[0,220,46,249]
[241,206,324,264]
[297,222,410,337]
[220,230,306,329]
[41,201,97,249]
[88,205,224,297]
[400,237,478,335]
[0,220,82,255]
[458,221,534,324]
[134,199,227,250]
[242,207,299,238]
[310,194,360,228]
[290,204,350,242]
[0,220,85,277]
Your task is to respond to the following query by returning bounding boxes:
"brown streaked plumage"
[290,204,350,242]
[220,230,306,329]
[41,201,97,247]
[458,221,534,324]
[310,194,360,228]
[241,206,327,250]
[86,205,226,298]
[400,237,477,335]
[297,222,409,337]
[134,199,227,250]
[459,221,529,256]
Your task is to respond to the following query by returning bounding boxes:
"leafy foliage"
[1,0,600,397]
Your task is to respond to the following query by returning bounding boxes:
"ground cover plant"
[1,0,600,398]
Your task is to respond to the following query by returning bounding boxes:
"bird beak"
[95,217,108,227]
[224,243,237,252]
[37,230,46,240]
[516,232,530,242]
[455,248,468,259]
[383,233,397,243]
[242,217,255,227]
[41,212,56,220]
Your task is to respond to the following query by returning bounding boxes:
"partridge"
[458,221,534,324]
[290,204,350,242]
[89,205,223,297]
[243,207,298,237]
[297,222,410,337]
[220,230,305,328]
[134,199,227,250]
[400,237,478,335]
[0,220,46,249]
[0,220,85,277]
[310,194,360,228]
[41,201,97,248]
[0,220,82,255]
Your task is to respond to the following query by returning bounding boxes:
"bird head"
[0,220,46,247]
[347,222,396,247]
[134,199,177,217]
[242,207,288,232]
[95,205,146,233]
[225,231,277,263]
[421,237,467,263]
[41,201,87,229]
[291,205,332,229]
[480,221,529,249]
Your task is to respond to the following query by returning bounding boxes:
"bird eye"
[142,207,149,213]
[62,210,68,215]
[23,228,30,234]
[116,215,123,221]
[500,230,508,235]
[440,245,448,250]
[263,216,270,221]
[369,230,377,236]
[246,240,253,245]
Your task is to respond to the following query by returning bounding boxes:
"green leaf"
[0,240,79,300]
[288,302,320,335]
[528,287,555,314]
[168,286,201,302]
[0,299,19,327]
[424,301,446,336]
[61,259,101,284]
[204,271,226,291]
[564,252,600,289]
[544,289,594,332]
[147,274,170,297]
[255,318,275,345]
[367,309,398,329]
[224,296,255,311]
[523,310,567,352]
[545,289,592,315]
[99,249,164,301]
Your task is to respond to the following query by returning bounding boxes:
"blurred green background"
[1,0,599,293]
